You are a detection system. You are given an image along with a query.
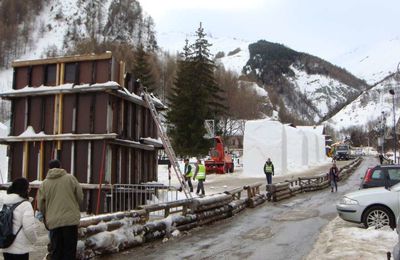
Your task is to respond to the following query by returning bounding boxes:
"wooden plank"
[43,96,55,134]
[120,146,127,184]
[75,141,89,183]
[0,133,117,143]
[79,61,94,84]
[95,59,111,83]
[0,84,120,99]
[76,94,91,134]
[13,98,26,136]
[27,142,39,181]
[60,141,72,173]
[14,67,29,90]
[31,65,44,87]
[94,93,108,134]
[11,143,23,180]
[28,97,43,133]
[12,53,113,68]
[62,94,75,133]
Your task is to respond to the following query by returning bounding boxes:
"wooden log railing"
[244,182,266,207]
[223,187,243,200]
[73,158,364,259]
[266,157,363,202]
[138,199,192,219]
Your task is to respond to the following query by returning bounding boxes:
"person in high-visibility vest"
[184,158,194,192]
[263,157,274,184]
[193,159,206,196]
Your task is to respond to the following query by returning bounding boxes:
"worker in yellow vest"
[263,157,274,184]
[193,159,206,196]
[184,158,194,192]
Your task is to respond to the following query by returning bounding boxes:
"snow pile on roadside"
[306,217,397,260]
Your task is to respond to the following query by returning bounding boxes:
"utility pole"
[390,89,397,164]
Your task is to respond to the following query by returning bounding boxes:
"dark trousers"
[331,179,337,192]
[185,176,193,192]
[50,225,78,260]
[3,253,29,260]
[265,172,272,184]
[196,180,205,195]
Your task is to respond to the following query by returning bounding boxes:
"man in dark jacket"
[263,158,274,184]
[329,163,339,192]
[38,160,83,260]
[184,159,193,192]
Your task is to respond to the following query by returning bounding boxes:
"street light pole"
[389,89,397,164]
[381,111,385,154]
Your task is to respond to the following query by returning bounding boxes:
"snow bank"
[243,119,328,176]
[0,122,8,183]
[306,217,397,260]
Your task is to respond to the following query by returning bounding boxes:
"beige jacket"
[38,168,83,230]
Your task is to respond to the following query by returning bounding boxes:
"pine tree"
[133,44,155,91]
[190,23,226,128]
[167,24,226,157]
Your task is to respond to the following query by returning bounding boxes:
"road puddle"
[272,209,320,221]
[240,226,273,240]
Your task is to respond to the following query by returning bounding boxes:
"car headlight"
[339,197,359,205]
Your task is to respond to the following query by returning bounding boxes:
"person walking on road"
[329,162,339,192]
[379,153,384,165]
[1,178,37,260]
[38,159,83,260]
[263,158,274,185]
[184,159,194,192]
[193,159,206,196]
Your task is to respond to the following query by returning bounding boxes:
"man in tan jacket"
[38,159,83,260]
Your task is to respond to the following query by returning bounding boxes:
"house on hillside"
[0,53,164,213]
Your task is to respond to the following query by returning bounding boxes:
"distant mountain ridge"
[242,40,369,124]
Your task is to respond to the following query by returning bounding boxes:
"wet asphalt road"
[99,157,377,260]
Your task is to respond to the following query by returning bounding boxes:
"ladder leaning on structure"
[142,89,193,199]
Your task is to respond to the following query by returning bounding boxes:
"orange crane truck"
[204,136,234,174]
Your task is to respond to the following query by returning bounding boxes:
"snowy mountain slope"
[242,40,367,124]
[0,0,104,91]
[332,36,400,85]
[325,75,400,131]
[286,65,360,121]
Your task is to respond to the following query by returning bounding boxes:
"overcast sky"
[141,0,400,61]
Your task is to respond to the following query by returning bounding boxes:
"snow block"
[284,125,308,171]
[243,119,329,177]
[243,119,287,176]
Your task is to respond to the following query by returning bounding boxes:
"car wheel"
[362,206,395,229]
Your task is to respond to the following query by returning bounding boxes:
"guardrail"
[106,183,179,214]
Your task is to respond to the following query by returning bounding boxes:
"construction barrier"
[266,157,362,202]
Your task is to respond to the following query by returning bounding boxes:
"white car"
[336,183,400,228]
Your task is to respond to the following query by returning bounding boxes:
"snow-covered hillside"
[325,75,400,131]
[286,65,360,121]
[332,36,400,85]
